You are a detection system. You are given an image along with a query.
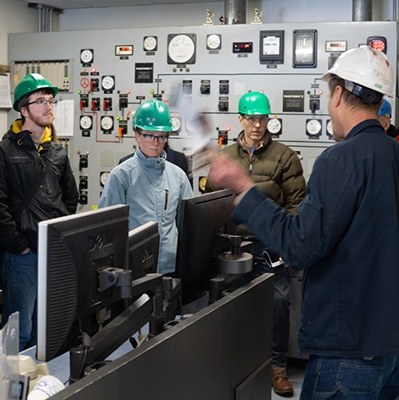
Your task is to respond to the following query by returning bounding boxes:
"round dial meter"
[326,119,333,137]
[101,75,115,91]
[206,34,222,50]
[267,118,282,135]
[306,119,322,136]
[80,49,94,64]
[101,116,114,130]
[143,36,158,51]
[167,34,196,64]
[171,116,181,133]
[100,171,110,187]
[80,115,93,130]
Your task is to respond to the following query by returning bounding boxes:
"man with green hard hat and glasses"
[99,99,193,275]
[206,91,306,397]
[0,73,78,350]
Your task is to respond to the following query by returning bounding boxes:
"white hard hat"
[322,45,394,98]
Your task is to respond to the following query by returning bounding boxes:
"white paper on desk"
[0,73,12,109]
[53,99,74,137]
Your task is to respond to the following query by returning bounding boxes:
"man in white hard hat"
[207,46,399,398]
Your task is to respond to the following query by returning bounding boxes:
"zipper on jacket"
[249,163,253,176]
[164,189,169,210]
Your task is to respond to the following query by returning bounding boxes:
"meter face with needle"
[101,75,115,91]
[101,116,114,130]
[167,34,196,64]
[143,36,157,51]
[306,118,322,136]
[171,116,181,132]
[267,118,282,135]
[80,115,92,130]
[80,49,94,64]
[206,34,222,50]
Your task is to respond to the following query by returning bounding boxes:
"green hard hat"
[238,91,271,115]
[132,99,173,131]
[13,73,58,111]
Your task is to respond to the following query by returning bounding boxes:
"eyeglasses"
[25,98,58,107]
[140,133,168,143]
[243,116,268,124]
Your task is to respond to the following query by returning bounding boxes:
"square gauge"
[259,30,284,64]
[293,29,317,68]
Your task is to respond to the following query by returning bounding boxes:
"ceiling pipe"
[28,2,62,32]
[49,7,53,31]
[43,6,48,31]
[352,0,372,21]
[224,0,246,24]
[38,3,42,32]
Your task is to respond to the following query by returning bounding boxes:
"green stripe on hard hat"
[132,99,173,131]
[238,91,271,115]
[13,73,58,111]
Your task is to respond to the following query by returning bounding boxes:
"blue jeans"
[301,355,399,399]
[252,242,291,368]
[1,249,38,351]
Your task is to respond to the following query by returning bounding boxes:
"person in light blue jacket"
[99,99,193,275]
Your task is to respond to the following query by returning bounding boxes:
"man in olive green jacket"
[206,91,306,397]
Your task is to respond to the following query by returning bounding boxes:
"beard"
[27,109,54,128]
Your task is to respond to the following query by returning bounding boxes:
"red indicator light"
[371,40,385,52]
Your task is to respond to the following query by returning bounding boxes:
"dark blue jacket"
[232,119,399,357]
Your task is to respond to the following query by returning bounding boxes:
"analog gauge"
[167,33,196,64]
[326,119,333,138]
[199,176,207,193]
[306,118,322,137]
[206,34,222,50]
[100,171,110,187]
[293,30,317,68]
[171,116,181,133]
[80,49,94,65]
[80,115,93,130]
[143,36,158,52]
[101,116,114,131]
[101,75,115,91]
[267,118,282,135]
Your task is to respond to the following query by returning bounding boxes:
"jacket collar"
[135,147,166,171]
[345,119,384,141]
[10,119,52,152]
[237,130,272,153]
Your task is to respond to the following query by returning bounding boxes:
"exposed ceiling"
[22,0,221,10]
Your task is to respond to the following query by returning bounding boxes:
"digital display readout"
[233,42,253,53]
[115,45,133,56]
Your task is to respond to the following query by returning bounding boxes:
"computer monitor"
[37,205,131,363]
[37,206,168,382]
[128,221,160,279]
[175,189,237,305]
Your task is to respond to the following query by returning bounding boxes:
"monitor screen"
[37,205,130,362]
[175,189,237,305]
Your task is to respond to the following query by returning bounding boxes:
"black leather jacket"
[0,121,78,253]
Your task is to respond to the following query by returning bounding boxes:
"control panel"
[8,21,398,211]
